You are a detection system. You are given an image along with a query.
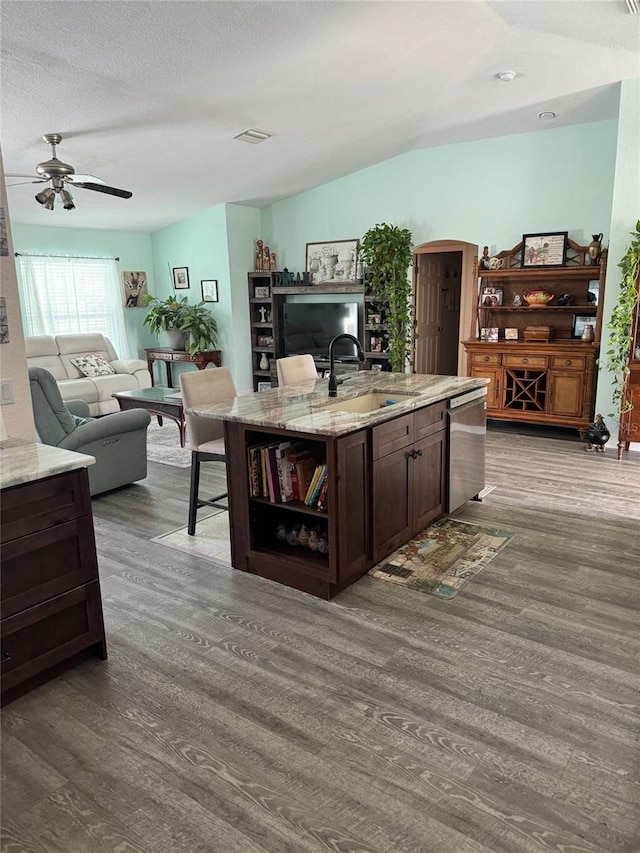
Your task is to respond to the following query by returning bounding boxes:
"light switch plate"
[0,379,15,404]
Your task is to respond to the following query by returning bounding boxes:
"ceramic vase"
[259,352,269,371]
[581,324,595,343]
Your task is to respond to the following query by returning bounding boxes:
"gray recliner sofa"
[29,366,151,496]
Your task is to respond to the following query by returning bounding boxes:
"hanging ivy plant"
[360,223,414,372]
[604,220,640,416]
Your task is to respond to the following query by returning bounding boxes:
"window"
[17,255,131,357]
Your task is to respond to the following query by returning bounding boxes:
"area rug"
[151,511,232,566]
[368,518,513,599]
[146,420,191,468]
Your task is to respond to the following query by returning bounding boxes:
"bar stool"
[179,367,237,535]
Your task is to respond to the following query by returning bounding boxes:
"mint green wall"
[596,79,640,432]
[225,204,261,390]
[262,121,617,270]
[11,223,155,357]
[150,204,237,387]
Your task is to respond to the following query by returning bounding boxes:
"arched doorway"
[413,239,478,376]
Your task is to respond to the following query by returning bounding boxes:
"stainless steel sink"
[322,392,416,414]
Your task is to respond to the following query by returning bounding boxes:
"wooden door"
[470,366,502,410]
[372,446,412,564]
[411,430,446,536]
[548,371,583,418]
[415,253,443,374]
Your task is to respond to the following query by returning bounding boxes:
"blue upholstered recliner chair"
[29,366,151,496]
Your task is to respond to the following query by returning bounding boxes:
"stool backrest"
[179,368,236,449]
[276,354,318,386]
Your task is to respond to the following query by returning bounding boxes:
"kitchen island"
[192,372,488,599]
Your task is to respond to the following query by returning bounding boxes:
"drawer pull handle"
[565,359,572,365]
[522,358,529,364]
[3,652,11,661]
[483,356,490,362]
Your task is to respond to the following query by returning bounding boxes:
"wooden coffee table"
[113,387,186,447]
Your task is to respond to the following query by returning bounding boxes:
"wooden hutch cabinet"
[463,238,607,429]
[618,273,640,457]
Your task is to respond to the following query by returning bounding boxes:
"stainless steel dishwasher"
[448,387,487,513]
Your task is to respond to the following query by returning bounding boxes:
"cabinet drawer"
[414,402,446,441]
[471,352,501,365]
[372,413,414,460]
[1,469,90,544]
[550,356,586,371]
[1,582,105,693]
[151,351,173,361]
[503,354,548,368]
[1,518,98,619]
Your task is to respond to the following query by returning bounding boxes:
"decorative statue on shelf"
[263,245,271,270]
[270,251,277,271]
[480,246,490,270]
[581,414,610,452]
[258,306,267,323]
[255,239,264,272]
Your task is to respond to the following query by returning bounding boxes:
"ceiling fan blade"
[6,173,44,180]
[64,174,106,185]
[72,182,133,199]
[7,179,47,187]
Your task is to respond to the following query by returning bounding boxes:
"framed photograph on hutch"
[305,239,359,285]
[572,314,593,339]
[521,232,568,268]
[201,280,218,302]
[257,381,272,392]
[172,266,190,289]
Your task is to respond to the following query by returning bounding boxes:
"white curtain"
[18,255,132,358]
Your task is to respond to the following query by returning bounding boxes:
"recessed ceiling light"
[537,111,558,120]
[496,70,517,82]
[234,128,272,144]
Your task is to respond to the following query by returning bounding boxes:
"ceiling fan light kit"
[24,134,132,211]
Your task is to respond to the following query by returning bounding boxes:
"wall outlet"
[0,379,15,405]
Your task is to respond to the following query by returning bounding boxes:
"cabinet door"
[411,429,446,536]
[470,366,501,410]
[372,445,412,564]
[548,371,583,418]
[620,378,640,443]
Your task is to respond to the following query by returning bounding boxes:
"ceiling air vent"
[234,128,272,144]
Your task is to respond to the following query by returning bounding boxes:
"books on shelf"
[246,440,327,508]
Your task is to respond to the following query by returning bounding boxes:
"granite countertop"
[192,372,489,436]
[0,439,95,490]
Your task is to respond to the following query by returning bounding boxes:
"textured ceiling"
[2,1,638,232]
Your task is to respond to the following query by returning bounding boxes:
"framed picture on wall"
[172,266,190,289]
[201,279,218,302]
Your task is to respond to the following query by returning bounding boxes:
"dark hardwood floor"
[2,431,639,853]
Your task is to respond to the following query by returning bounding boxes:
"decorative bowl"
[523,289,554,307]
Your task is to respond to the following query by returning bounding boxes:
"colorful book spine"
[309,465,327,507]
[304,465,324,505]
[315,474,329,511]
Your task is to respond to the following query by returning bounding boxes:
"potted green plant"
[359,223,414,372]
[604,220,640,417]
[143,295,218,354]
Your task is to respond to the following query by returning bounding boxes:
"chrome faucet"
[327,333,364,397]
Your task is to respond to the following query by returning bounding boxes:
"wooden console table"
[145,347,222,388]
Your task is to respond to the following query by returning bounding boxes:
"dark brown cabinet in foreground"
[1,468,107,706]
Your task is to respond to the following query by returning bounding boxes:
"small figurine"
[264,245,271,270]
[480,246,490,270]
[513,294,522,307]
[583,414,610,452]
[259,306,267,323]
[287,525,301,546]
[276,523,288,542]
[256,239,264,272]
[297,524,310,547]
[270,251,277,271]
[557,294,573,306]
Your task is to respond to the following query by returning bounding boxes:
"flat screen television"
[283,301,359,361]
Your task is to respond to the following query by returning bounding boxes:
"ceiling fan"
[7,133,133,210]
